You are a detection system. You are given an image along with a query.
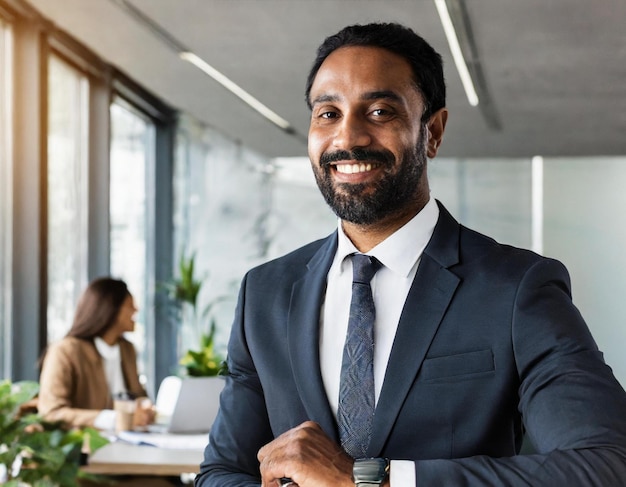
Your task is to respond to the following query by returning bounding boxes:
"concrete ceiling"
[25,0,626,159]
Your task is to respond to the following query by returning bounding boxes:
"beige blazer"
[38,336,147,428]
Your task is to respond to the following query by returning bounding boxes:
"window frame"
[2,0,177,391]
[110,70,176,395]
[0,9,14,379]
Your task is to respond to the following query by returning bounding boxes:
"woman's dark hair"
[66,277,130,339]
[305,22,446,121]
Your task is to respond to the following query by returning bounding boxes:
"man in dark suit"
[195,23,626,486]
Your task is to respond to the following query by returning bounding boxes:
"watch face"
[353,458,389,483]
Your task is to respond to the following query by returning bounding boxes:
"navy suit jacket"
[196,202,626,486]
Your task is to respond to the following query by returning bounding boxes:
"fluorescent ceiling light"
[109,0,296,134]
[434,0,480,106]
[180,51,293,132]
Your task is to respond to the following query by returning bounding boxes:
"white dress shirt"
[320,197,439,486]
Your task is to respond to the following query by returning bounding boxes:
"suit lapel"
[368,202,461,455]
[288,233,340,440]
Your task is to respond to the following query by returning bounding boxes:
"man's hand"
[257,421,354,487]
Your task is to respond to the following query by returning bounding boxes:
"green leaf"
[83,427,109,453]
[179,321,228,377]
[0,378,110,486]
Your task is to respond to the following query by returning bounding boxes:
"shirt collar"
[332,197,439,278]
[94,336,121,360]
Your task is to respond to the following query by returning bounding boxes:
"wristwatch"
[353,458,389,486]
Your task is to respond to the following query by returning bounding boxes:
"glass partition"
[173,117,279,354]
[543,157,626,387]
[429,158,533,249]
[46,55,89,343]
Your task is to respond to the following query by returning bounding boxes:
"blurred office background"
[1,0,625,396]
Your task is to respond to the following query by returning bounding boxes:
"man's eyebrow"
[310,91,402,106]
[310,94,340,106]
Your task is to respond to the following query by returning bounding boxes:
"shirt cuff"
[390,460,416,487]
[94,409,116,431]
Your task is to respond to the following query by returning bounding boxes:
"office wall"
[429,159,533,249]
[174,119,269,355]
[543,158,626,387]
[268,158,337,258]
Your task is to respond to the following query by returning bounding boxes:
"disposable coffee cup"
[113,393,136,433]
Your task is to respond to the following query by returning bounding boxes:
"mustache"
[319,148,395,167]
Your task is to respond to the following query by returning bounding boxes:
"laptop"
[149,375,225,434]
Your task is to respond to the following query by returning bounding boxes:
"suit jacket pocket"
[422,349,494,382]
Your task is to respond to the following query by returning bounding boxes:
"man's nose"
[332,114,372,151]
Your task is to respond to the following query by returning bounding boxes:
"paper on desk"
[117,430,209,450]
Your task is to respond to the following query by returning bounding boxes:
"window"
[0,16,13,377]
[110,98,155,378]
[46,55,89,343]
[0,3,174,385]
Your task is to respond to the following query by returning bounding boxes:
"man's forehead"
[319,45,410,71]
[309,46,421,105]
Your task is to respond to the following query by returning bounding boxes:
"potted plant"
[0,379,108,486]
[179,320,228,377]
[161,250,228,377]
[159,251,228,427]
[161,251,204,359]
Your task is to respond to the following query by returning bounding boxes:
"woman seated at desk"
[39,277,179,486]
[38,277,154,431]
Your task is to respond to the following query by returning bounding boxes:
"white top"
[94,336,126,397]
[93,336,126,431]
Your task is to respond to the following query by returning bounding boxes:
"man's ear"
[426,108,448,158]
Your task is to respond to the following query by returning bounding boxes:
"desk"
[83,441,204,476]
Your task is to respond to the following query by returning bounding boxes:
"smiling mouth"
[335,162,381,174]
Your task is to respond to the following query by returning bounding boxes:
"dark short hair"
[305,22,446,121]
[66,277,130,339]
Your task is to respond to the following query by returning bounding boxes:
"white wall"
[543,158,626,387]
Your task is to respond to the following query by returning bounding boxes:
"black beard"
[312,132,428,225]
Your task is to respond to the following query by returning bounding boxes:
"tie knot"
[351,254,381,284]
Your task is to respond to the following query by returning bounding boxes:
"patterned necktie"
[337,253,381,458]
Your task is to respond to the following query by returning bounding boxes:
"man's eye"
[372,108,389,117]
[320,111,338,119]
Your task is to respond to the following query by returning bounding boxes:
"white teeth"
[336,163,374,174]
